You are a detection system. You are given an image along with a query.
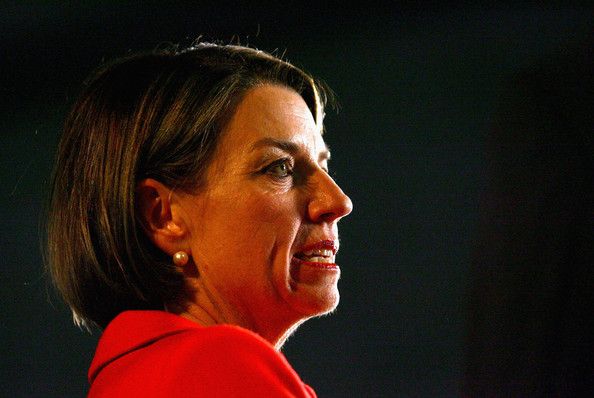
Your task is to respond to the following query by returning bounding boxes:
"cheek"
[195,191,301,254]
[197,194,301,289]
[247,194,298,223]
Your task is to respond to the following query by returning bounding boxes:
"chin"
[276,254,342,320]
[291,286,340,319]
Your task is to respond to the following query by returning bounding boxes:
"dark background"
[1,3,592,397]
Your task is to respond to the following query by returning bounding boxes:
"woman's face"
[178,84,352,335]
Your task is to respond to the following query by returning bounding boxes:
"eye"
[263,158,293,178]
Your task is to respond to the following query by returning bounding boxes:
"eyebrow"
[250,137,331,161]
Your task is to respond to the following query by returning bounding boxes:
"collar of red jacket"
[88,310,201,383]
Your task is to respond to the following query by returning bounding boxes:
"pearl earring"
[173,251,189,266]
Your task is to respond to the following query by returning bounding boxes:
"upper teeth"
[302,249,333,257]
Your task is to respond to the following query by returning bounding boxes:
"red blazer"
[88,310,317,397]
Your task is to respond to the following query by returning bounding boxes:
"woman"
[47,42,352,397]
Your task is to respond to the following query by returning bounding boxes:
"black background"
[1,3,592,397]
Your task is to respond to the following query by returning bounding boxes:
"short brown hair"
[47,43,331,329]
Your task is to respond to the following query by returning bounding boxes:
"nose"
[307,170,353,223]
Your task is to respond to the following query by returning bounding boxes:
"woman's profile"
[47,42,352,397]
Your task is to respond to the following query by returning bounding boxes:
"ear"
[136,178,189,256]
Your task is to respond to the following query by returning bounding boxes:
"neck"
[169,281,305,350]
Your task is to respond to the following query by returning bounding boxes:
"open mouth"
[293,249,335,264]
[291,240,338,268]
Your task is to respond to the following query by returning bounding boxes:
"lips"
[292,240,338,269]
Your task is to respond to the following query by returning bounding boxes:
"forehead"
[220,84,326,152]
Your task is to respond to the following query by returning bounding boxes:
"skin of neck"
[168,278,307,350]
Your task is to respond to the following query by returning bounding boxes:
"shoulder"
[174,325,285,365]
[166,325,314,396]
[90,323,316,397]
